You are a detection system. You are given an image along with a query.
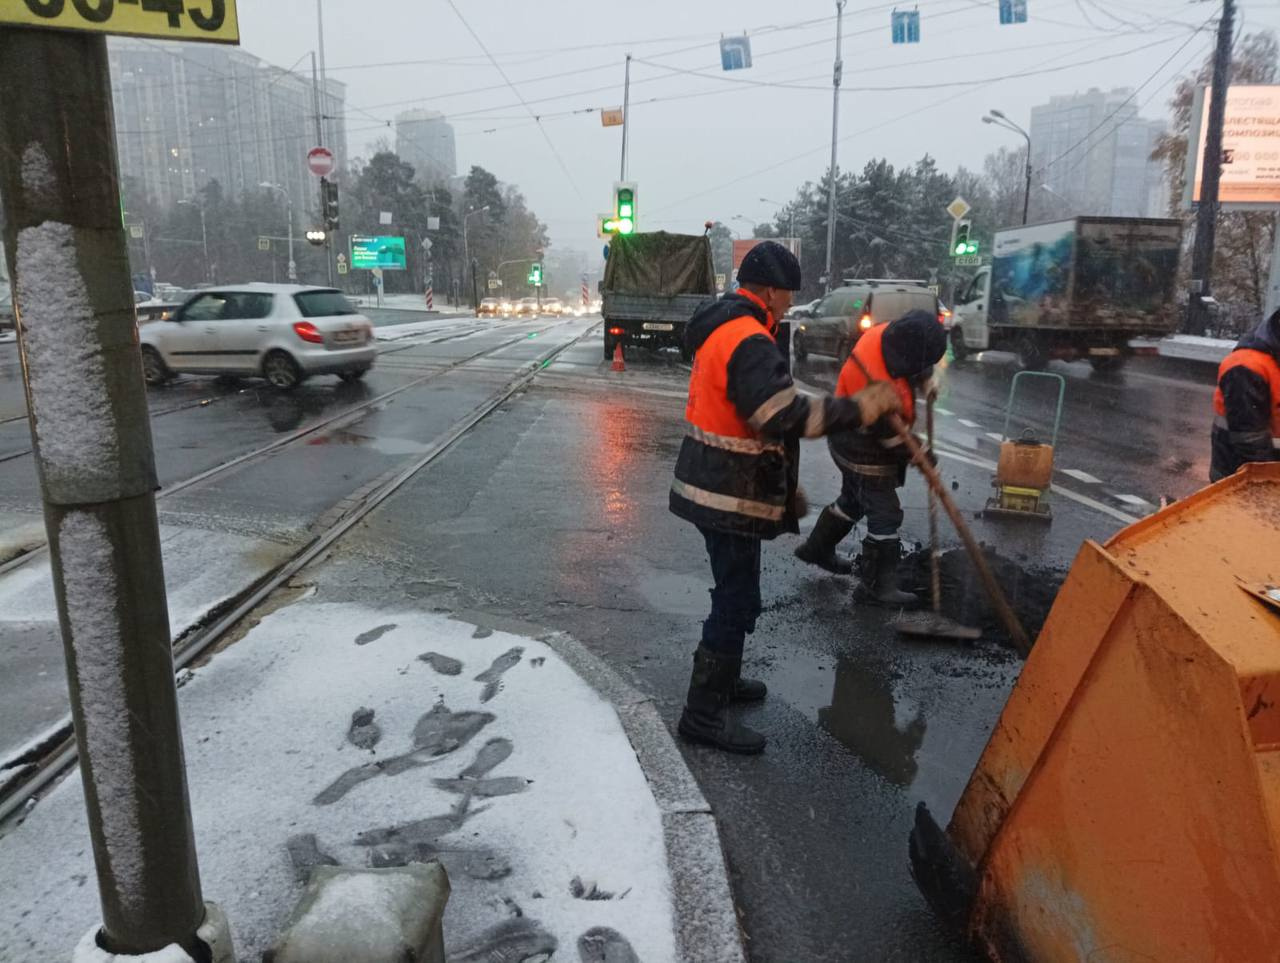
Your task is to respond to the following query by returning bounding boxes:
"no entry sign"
[307,146,335,178]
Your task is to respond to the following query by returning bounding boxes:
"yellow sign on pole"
[601,108,624,128]
[2,0,240,45]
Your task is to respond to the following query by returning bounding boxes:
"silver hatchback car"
[139,284,376,390]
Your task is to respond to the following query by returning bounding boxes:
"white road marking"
[985,432,1005,443]
[1111,493,1156,509]
[933,442,1140,525]
[934,406,955,416]
[958,418,983,429]
[1061,469,1103,485]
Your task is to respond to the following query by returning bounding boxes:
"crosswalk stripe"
[958,418,982,428]
[985,432,1004,442]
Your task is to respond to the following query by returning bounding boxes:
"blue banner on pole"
[891,9,921,44]
[999,0,1028,25]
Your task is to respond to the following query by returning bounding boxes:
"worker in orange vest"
[1211,309,1280,481]
[670,242,902,754]
[794,310,947,606]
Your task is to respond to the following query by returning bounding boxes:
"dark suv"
[793,280,940,361]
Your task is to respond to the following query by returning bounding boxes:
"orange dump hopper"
[912,462,1280,960]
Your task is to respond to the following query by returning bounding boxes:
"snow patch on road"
[0,603,677,961]
[58,511,144,918]
[16,221,119,486]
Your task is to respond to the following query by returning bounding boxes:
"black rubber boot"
[794,506,855,575]
[728,652,767,704]
[853,537,920,608]
[678,648,767,754]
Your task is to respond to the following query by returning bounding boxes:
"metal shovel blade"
[893,610,982,642]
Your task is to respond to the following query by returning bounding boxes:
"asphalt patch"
[902,546,1064,650]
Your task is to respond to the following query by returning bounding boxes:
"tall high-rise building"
[395,109,457,187]
[1030,88,1165,218]
[108,39,347,220]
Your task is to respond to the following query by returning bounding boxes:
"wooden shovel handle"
[850,355,1032,654]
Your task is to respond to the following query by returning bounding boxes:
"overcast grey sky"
[238,1,1280,253]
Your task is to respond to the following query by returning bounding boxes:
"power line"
[1039,17,1213,175]
[442,0,585,202]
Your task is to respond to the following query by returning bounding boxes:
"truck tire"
[1089,354,1127,374]
[1016,335,1048,371]
[949,327,969,364]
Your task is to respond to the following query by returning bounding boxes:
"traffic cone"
[611,342,626,372]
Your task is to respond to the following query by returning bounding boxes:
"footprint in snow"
[475,647,523,703]
[346,707,381,751]
[451,917,556,963]
[418,651,463,676]
[354,623,397,646]
[578,927,641,963]
[285,833,339,884]
[570,876,628,901]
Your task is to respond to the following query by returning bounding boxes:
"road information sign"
[3,0,240,44]
[257,237,270,251]
[946,197,971,220]
[336,253,349,275]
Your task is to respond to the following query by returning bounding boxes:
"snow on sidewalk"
[0,601,677,962]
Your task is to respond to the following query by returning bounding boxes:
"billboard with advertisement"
[350,235,407,271]
[1185,84,1280,210]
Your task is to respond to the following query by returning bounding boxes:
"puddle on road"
[766,644,1021,817]
[305,427,431,456]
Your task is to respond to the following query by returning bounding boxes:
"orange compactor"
[911,462,1280,961]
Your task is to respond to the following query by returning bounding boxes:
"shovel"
[893,397,981,642]
[849,355,1031,654]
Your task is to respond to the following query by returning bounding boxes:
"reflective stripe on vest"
[686,313,776,440]
[670,478,785,522]
[833,323,915,425]
[1213,413,1280,446]
[1214,347,1280,441]
[688,424,785,455]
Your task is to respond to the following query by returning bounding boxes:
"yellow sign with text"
[2,0,239,45]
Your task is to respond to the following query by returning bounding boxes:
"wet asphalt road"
[0,316,1221,960]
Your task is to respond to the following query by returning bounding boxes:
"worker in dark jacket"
[1211,309,1280,481]
[794,310,947,605]
[670,241,902,754]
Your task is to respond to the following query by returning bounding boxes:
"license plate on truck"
[642,323,674,331]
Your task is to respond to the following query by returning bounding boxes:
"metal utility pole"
[0,27,212,959]
[311,51,335,287]
[1188,0,1236,336]
[262,183,295,281]
[823,0,848,294]
[621,54,633,181]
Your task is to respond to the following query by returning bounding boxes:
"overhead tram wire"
[442,0,585,201]
[647,30,1191,215]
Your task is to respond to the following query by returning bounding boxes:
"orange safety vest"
[686,313,777,441]
[1214,348,1280,439]
[834,323,916,426]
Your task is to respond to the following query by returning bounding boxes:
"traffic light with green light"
[602,182,637,236]
[953,219,978,256]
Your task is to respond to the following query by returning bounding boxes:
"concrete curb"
[445,611,746,963]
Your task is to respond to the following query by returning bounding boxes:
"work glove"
[854,382,902,427]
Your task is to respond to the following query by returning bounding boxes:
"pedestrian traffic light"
[322,178,340,232]
[528,263,543,285]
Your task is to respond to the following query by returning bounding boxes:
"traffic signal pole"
[311,51,335,287]
[1187,0,1235,336]
[0,27,225,960]
[620,54,632,181]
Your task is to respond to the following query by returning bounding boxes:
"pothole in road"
[901,546,1065,650]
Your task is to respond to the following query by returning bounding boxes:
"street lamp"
[759,197,796,241]
[260,182,295,282]
[732,214,757,238]
[462,206,490,311]
[983,110,1032,225]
